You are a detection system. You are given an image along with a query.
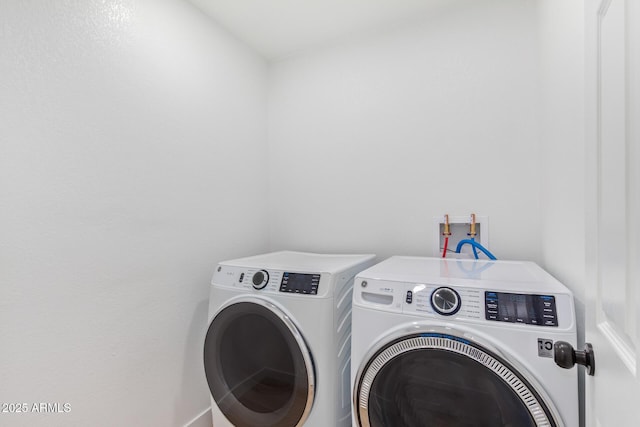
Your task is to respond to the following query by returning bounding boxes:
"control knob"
[430,287,461,316]
[252,270,269,290]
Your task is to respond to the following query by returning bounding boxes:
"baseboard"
[183,407,212,427]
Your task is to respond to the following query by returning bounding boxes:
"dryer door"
[204,298,315,427]
[354,333,559,427]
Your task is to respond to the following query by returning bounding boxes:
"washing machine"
[351,256,579,427]
[204,251,376,427]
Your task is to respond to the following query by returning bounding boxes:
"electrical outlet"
[434,215,489,258]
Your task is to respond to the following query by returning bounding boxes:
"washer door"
[354,333,559,427]
[204,298,315,427]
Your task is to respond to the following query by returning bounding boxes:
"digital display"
[485,292,557,327]
[279,273,320,295]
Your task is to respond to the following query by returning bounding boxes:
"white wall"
[268,0,542,261]
[0,1,268,426]
[537,1,586,425]
[537,0,586,314]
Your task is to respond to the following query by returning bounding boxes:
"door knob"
[554,341,595,376]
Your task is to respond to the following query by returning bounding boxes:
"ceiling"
[187,0,454,60]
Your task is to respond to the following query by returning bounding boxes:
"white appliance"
[204,251,376,427]
[351,256,579,427]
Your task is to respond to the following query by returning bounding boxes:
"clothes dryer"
[205,251,376,427]
[351,256,579,427]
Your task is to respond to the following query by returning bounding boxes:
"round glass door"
[204,300,314,427]
[355,333,557,427]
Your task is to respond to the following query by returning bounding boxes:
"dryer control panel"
[279,272,321,295]
[213,265,325,297]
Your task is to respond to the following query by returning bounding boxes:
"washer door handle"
[554,341,596,376]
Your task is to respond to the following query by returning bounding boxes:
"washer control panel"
[485,291,558,327]
[404,284,482,320]
[354,278,569,328]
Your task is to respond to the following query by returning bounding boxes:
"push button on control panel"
[406,290,413,304]
[485,298,499,320]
